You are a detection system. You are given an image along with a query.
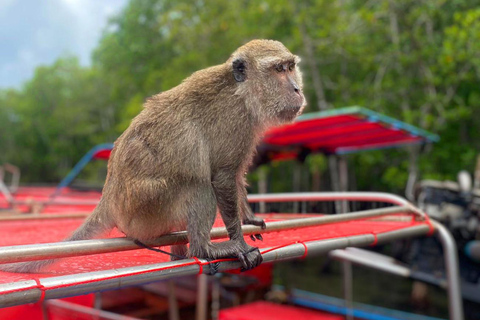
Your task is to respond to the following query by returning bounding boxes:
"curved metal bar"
[0,164,14,204]
[249,192,408,206]
[10,192,421,215]
[0,180,14,204]
[51,143,114,198]
[431,220,464,320]
[2,164,20,193]
[247,192,425,219]
[330,221,464,320]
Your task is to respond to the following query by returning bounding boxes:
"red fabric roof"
[264,115,422,160]
[260,107,438,162]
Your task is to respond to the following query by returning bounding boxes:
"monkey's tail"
[0,199,114,273]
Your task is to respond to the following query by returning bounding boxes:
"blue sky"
[0,0,129,89]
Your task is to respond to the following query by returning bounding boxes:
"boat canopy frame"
[0,192,463,320]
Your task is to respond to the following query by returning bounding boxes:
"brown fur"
[1,39,305,273]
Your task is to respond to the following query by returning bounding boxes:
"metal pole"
[293,163,302,213]
[474,154,480,190]
[0,206,415,264]
[330,248,411,278]
[342,261,354,320]
[3,163,20,193]
[46,299,141,320]
[195,274,208,320]
[330,248,448,289]
[328,156,343,213]
[11,199,99,206]
[0,180,14,204]
[258,167,268,213]
[247,192,418,210]
[168,280,180,320]
[338,156,349,213]
[0,213,89,221]
[405,146,419,202]
[432,220,464,320]
[94,292,102,309]
[211,275,220,320]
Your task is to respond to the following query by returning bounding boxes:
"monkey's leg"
[186,184,261,270]
[212,173,263,270]
[237,178,266,241]
[170,244,188,261]
[186,187,218,257]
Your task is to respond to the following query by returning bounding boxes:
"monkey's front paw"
[237,247,263,271]
[243,217,266,242]
[249,233,263,242]
[243,217,266,229]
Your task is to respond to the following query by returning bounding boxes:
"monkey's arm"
[240,198,266,241]
[237,175,266,241]
[211,171,263,269]
[240,198,266,227]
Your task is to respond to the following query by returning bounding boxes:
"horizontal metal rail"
[248,192,412,207]
[330,248,411,277]
[4,191,423,215]
[10,199,99,206]
[46,299,141,320]
[330,248,448,288]
[0,213,89,221]
[0,223,431,308]
[249,192,425,219]
[0,205,416,264]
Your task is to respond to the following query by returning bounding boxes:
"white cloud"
[0,0,128,88]
[0,0,15,13]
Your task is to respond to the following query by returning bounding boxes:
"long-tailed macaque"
[1,39,305,273]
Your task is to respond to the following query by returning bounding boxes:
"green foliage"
[1,0,480,192]
[0,57,114,182]
[306,154,328,175]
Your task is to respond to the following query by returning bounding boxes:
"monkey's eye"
[275,64,284,72]
[288,63,295,71]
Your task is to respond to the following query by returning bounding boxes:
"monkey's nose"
[294,86,302,98]
[287,75,301,95]
[292,82,300,95]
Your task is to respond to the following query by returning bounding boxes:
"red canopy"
[261,106,438,162]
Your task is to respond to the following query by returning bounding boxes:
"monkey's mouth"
[279,105,302,121]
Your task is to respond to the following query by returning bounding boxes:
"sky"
[0,0,129,89]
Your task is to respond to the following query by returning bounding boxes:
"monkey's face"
[267,59,306,123]
[231,40,306,126]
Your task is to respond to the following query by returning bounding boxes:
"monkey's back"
[100,64,258,240]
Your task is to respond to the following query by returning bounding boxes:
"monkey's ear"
[232,58,247,82]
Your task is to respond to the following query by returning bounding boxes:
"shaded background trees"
[1,0,480,192]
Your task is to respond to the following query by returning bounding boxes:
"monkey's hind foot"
[206,258,220,275]
[238,247,263,271]
[189,241,262,271]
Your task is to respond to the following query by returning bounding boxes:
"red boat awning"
[261,106,439,162]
